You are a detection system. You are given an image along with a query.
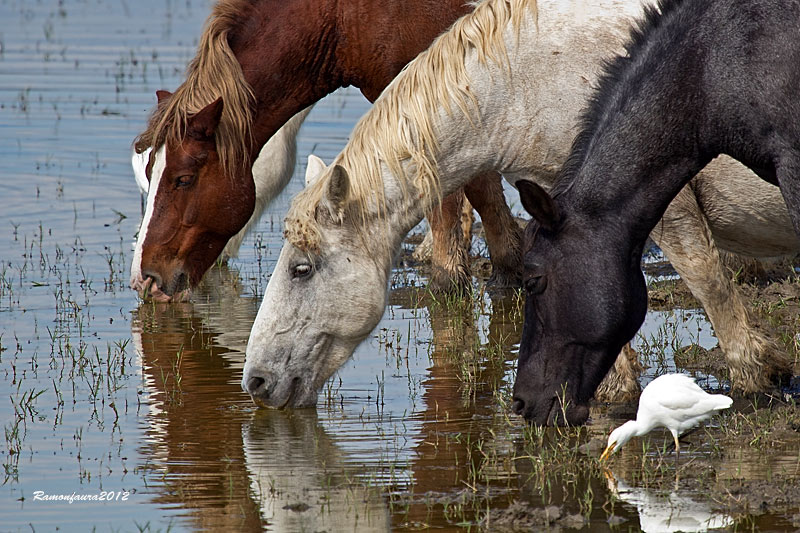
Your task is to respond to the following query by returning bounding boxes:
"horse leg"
[776,158,800,236]
[427,189,472,292]
[461,194,475,254]
[463,171,523,288]
[595,343,642,403]
[650,181,790,392]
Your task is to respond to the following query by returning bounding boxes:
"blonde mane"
[134,0,256,176]
[285,0,537,254]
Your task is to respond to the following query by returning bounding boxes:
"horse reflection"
[243,411,390,532]
[385,289,523,526]
[133,279,259,530]
[133,268,391,531]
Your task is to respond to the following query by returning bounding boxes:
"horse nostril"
[142,270,162,289]
[511,397,525,415]
[246,376,266,396]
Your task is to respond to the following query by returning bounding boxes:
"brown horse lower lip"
[142,279,179,303]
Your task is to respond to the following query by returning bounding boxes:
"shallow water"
[1,1,799,531]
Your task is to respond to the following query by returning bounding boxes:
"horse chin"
[517,394,589,426]
[512,370,591,426]
[159,288,191,303]
[558,402,590,426]
[133,276,191,303]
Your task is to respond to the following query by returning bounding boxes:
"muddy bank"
[478,251,800,530]
[649,273,800,379]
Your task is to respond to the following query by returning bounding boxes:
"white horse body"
[242,0,796,407]
[221,107,312,259]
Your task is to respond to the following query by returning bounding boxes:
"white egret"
[600,374,732,462]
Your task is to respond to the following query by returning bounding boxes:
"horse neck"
[337,0,474,100]
[389,0,640,200]
[561,71,712,250]
[229,0,342,166]
[360,13,542,245]
[234,0,473,167]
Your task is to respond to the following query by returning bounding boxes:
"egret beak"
[599,442,616,462]
[602,467,618,491]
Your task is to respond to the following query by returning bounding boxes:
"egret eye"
[175,174,195,188]
[291,263,313,280]
[524,274,547,295]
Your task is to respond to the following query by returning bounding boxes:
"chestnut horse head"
[130,0,306,301]
[130,0,262,301]
[131,91,256,301]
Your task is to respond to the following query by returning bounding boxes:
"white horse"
[242,0,797,408]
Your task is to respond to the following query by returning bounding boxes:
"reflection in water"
[390,290,524,528]
[129,266,789,532]
[130,275,531,531]
[132,271,262,531]
[608,476,733,532]
[243,411,390,532]
[133,266,392,532]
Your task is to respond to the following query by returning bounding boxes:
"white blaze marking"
[130,146,166,288]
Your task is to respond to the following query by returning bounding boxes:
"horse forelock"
[284,0,538,254]
[134,0,256,178]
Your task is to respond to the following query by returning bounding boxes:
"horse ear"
[516,179,560,231]
[305,154,328,186]
[155,90,173,104]
[187,97,224,141]
[321,164,349,223]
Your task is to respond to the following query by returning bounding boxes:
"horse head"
[242,156,390,408]
[511,180,647,425]
[131,92,256,302]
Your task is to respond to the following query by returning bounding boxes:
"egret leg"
[672,431,681,468]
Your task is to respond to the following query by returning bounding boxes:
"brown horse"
[130,0,521,302]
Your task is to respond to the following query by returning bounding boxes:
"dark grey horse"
[512,0,800,425]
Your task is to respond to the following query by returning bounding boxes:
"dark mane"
[134,0,257,176]
[551,0,691,198]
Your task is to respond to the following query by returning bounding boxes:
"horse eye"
[291,263,313,280]
[524,275,547,295]
[175,175,195,188]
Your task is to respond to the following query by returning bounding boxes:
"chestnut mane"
[134,0,256,176]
